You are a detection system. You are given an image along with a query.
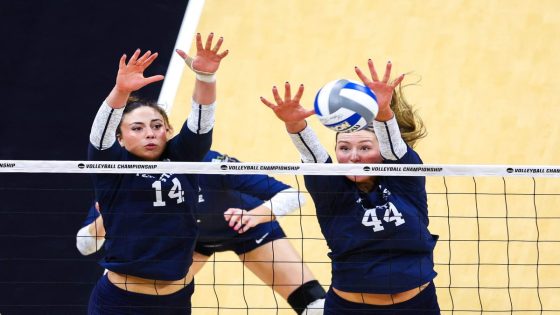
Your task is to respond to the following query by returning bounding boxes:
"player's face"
[335,130,382,183]
[118,106,171,161]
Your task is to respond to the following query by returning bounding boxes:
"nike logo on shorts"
[255,232,270,244]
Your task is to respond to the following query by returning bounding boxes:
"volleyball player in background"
[86,33,228,314]
[78,150,327,314]
[260,60,440,314]
[193,151,326,315]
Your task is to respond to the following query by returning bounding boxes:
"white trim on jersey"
[89,101,124,150]
[371,116,407,160]
[187,100,216,134]
[262,188,306,218]
[289,124,329,164]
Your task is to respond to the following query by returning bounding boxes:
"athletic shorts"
[88,274,194,315]
[324,282,439,314]
[195,221,286,256]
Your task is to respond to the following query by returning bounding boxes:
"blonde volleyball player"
[260,60,440,314]
[86,33,228,314]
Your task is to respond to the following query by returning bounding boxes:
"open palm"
[260,82,315,123]
[355,60,404,115]
[176,33,229,74]
[115,49,164,93]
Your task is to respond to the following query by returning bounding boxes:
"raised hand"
[176,33,229,75]
[115,49,164,93]
[354,60,404,121]
[106,49,164,108]
[260,82,315,133]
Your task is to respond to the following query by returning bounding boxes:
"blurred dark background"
[0,1,189,313]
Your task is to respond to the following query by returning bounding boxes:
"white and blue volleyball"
[314,79,378,132]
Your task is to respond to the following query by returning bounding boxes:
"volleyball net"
[1,161,559,314]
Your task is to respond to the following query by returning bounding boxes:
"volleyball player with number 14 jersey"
[87,33,228,314]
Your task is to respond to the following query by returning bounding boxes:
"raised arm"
[175,33,229,134]
[90,50,164,151]
[355,60,410,161]
[260,82,329,163]
[167,33,229,161]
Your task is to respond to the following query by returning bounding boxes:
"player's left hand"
[355,60,404,121]
[224,208,263,234]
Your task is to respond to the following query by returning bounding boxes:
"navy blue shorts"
[324,282,440,314]
[195,221,286,256]
[88,274,194,315]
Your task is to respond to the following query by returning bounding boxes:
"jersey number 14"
[151,178,185,207]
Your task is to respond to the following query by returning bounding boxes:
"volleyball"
[313,79,378,132]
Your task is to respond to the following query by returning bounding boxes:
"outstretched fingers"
[135,50,152,65]
[260,96,277,110]
[355,66,371,85]
[302,108,316,119]
[118,54,127,69]
[142,52,159,69]
[272,86,284,105]
[382,61,392,83]
[195,33,203,51]
[368,59,380,82]
[204,32,214,50]
[212,36,223,53]
[391,73,405,88]
[128,48,141,66]
[175,49,187,59]
[294,83,305,104]
[217,49,229,59]
[284,82,292,101]
[144,74,165,85]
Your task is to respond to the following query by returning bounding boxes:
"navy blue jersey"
[305,147,437,294]
[89,118,212,281]
[196,150,290,241]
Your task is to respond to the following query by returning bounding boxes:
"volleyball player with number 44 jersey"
[87,33,228,314]
[260,60,440,314]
